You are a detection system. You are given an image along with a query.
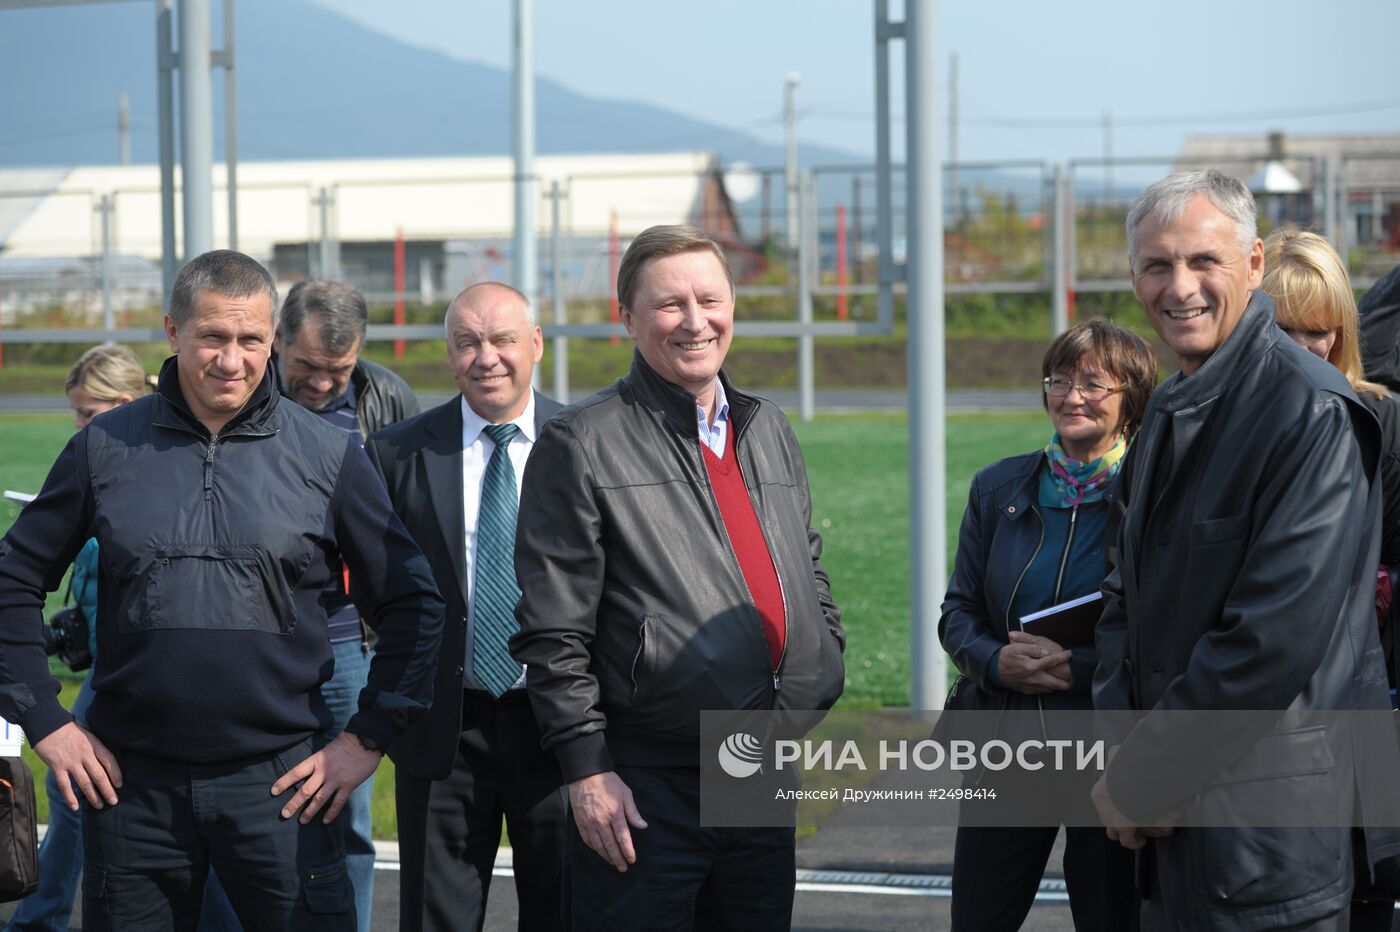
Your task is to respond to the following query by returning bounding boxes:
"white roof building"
[0,151,740,261]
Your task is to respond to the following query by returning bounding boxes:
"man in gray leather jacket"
[511,225,845,931]
[1091,170,1400,930]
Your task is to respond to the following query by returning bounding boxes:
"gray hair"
[280,279,368,356]
[169,250,279,330]
[1125,169,1258,268]
[443,281,536,335]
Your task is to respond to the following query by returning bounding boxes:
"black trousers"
[82,737,353,931]
[951,825,1137,932]
[565,764,795,932]
[396,689,567,932]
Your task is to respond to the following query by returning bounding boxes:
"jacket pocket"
[121,543,297,635]
[630,615,657,707]
[1196,825,1346,906]
[1189,514,1250,547]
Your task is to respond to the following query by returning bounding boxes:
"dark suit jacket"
[365,390,563,779]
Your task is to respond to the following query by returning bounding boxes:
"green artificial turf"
[0,409,1048,837]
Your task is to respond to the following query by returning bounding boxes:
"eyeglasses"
[1041,376,1121,403]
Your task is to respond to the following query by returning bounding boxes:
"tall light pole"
[784,72,801,254]
[906,0,947,711]
[178,0,213,259]
[512,0,537,309]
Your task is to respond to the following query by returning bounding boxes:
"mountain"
[0,0,859,169]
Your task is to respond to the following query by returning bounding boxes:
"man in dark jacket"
[366,282,566,932]
[272,278,421,929]
[0,250,444,930]
[1091,170,1398,929]
[1359,262,1400,390]
[274,278,420,440]
[511,225,846,931]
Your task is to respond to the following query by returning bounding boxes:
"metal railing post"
[549,180,570,405]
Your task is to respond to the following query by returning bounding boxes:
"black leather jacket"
[351,358,420,439]
[1094,294,1400,927]
[511,354,846,782]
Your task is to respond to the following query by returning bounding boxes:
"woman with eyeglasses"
[940,318,1157,931]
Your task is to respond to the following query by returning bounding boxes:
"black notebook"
[1018,591,1104,649]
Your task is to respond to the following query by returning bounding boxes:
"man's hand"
[33,721,121,811]
[1091,745,1174,850]
[569,771,648,873]
[1000,631,1072,695]
[270,731,382,824]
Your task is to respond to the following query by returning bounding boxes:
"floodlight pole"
[784,73,800,254]
[178,0,214,259]
[512,0,537,310]
[156,0,177,299]
[905,0,948,711]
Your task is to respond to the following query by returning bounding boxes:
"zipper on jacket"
[203,436,218,500]
[972,502,1044,787]
[1004,506,1046,639]
[1038,503,1079,733]
[1050,504,1079,604]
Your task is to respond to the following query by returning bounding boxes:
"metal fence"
[2,153,1398,384]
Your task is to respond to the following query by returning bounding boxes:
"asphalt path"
[0,826,1080,931]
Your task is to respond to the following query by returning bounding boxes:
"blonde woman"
[1264,230,1400,566]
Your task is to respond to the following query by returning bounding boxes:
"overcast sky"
[309,0,1400,169]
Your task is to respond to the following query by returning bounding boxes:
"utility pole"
[512,0,537,309]
[1103,108,1113,201]
[784,72,801,255]
[178,0,214,260]
[906,0,947,712]
[948,52,958,224]
[118,92,130,166]
[156,0,177,298]
[221,0,238,251]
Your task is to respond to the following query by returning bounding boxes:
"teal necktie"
[472,422,523,697]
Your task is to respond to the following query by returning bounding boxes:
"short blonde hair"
[1263,230,1385,399]
[65,343,147,402]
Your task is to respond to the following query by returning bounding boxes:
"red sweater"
[701,425,787,669]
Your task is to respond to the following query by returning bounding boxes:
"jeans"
[321,637,376,932]
[6,678,94,932]
[82,738,354,931]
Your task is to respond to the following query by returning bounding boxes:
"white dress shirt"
[460,392,537,693]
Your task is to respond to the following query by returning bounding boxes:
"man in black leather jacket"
[1091,170,1400,930]
[511,225,845,931]
[273,279,420,440]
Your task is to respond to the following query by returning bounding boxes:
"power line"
[802,98,1400,128]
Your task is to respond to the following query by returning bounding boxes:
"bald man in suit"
[366,282,565,932]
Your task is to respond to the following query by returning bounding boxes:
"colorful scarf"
[1041,433,1127,507]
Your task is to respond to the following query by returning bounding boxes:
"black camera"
[43,606,92,673]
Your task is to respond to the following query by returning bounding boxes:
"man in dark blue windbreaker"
[0,250,444,930]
